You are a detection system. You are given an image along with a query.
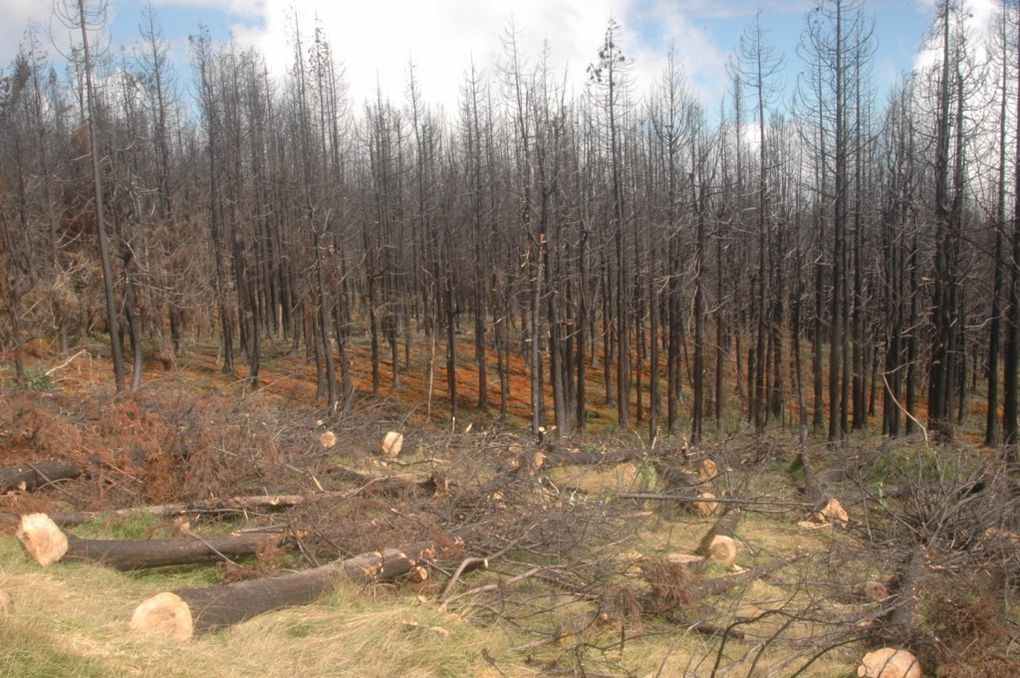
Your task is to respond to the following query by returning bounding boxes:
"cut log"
[17,513,288,570]
[852,580,890,603]
[0,459,82,493]
[884,547,929,644]
[380,431,404,457]
[694,508,741,567]
[696,508,741,555]
[691,492,720,517]
[653,461,702,489]
[52,491,351,527]
[131,540,446,639]
[61,532,287,570]
[323,466,446,498]
[685,551,803,603]
[699,459,719,482]
[857,648,921,678]
[791,449,827,506]
[16,513,68,566]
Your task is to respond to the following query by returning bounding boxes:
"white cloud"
[913,0,1000,71]
[0,0,59,64]
[220,0,732,113]
[0,0,737,116]
[224,0,620,112]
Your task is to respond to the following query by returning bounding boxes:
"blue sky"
[0,0,970,112]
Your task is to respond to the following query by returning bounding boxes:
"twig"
[439,557,489,601]
[441,566,545,608]
[45,349,89,376]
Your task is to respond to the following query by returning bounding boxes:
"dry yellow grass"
[0,517,864,677]
[0,534,523,677]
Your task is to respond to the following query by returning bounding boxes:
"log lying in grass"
[654,462,700,488]
[684,551,803,603]
[52,491,352,527]
[0,459,83,493]
[653,458,719,490]
[694,508,741,567]
[883,547,929,644]
[17,513,289,570]
[790,448,827,506]
[131,540,444,639]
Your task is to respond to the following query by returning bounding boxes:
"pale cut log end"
[699,459,718,482]
[860,580,890,603]
[319,431,337,449]
[130,592,194,641]
[857,647,921,678]
[381,431,404,457]
[16,513,69,566]
[693,492,719,517]
[817,497,849,525]
[706,535,737,567]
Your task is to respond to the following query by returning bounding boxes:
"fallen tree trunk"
[654,462,702,489]
[696,508,741,554]
[791,448,827,507]
[131,539,446,639]
[883,546,929,644]
[17,513,288,570]
[694,508,741,567]
[323,466,447,498]
[686,551,803,602]
[0,459,82,493]
[52,491,351,527]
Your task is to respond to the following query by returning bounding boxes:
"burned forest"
[2,0,1020,675]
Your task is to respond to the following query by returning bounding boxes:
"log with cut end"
[17,513,288,570]
[883,547,929,644]
[695,508,741,567]
[381,431,403,457]
[52,491,351,527]
[0,459,82,493]
[684,551,803,603]
[691,492,720,517]
[323,465,447,497]
[16,513,68,566]
[131,540,443,639]
[652,461,702,488]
